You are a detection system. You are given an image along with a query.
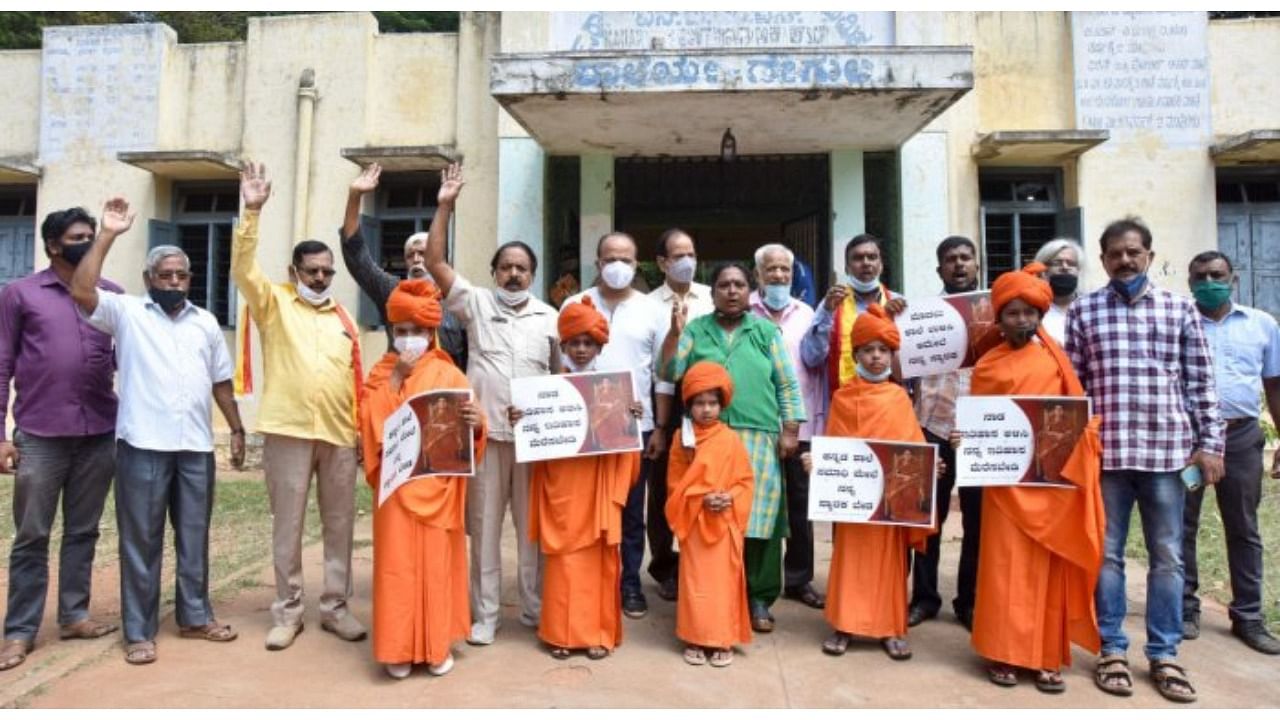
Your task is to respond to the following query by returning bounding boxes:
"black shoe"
[783,583,826,609]
[622,592,648,619]
[656,576,678,602]
[1182,611,1200,640]
[749,601,774,633]
[955,606,974,632]
[907,605,937,628]
[1232,620,1280,655]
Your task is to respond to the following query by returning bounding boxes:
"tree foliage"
[0,11,459,49]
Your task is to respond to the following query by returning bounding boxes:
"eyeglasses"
[152,270,192,281]
[1045,258,1079,270]
[295,265,336,278]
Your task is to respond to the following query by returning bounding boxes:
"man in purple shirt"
[0,207,123,671]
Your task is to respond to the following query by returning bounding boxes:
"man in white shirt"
[425,165,559,646]
[1033,238,1084,346]
[562,231,674,618]
[643,228,714,601]
[68,198,246,666]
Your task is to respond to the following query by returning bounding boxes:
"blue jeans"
[1096,470,1185,661]
[620,431,652,597]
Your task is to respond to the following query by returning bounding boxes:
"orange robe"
[823,378,936,638]
[530,449,640,650]
[969,338,1104,671]
[360,349,487,665]
[665,421,754,649]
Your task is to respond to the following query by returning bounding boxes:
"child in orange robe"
[967,263,1104,693]
[360,279,486,679]
[514,296,642,660]
[803,305,938,661]
[666,361,754,667]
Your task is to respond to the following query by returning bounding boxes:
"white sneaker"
[264,623,303,651]
[426,652,454,676]
[384,662,411,679]
[466,622,495,646]
[519,612,539,629]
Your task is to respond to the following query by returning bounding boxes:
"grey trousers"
[466,440,541,629]
[262,434,357,628]
[115,441,216,643]
[1183,420,1266,623]
[4,430,115,641]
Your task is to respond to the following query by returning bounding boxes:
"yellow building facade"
[1,11,1276,434]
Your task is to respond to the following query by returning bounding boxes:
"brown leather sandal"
[0,638,33,671]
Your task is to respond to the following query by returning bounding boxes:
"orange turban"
[681,360,734,407]
[850,304,900,351]
[385,278,443,328]
[991,262,1053,316]
[558,295,609,345]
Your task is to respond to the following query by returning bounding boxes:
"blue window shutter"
[148,219,177,249]
[357,214,383,327]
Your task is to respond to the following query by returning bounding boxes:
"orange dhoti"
[361,349,485,666]
[666,421,754,649]
[531,452,639,651]
[969,338,1103,671]
[823,377,935,639]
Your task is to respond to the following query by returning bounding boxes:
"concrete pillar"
[579,153,613,287]
[454,12,502,285]
[899,131,950,296]
[830,149,865,284]
[497,137,547,299]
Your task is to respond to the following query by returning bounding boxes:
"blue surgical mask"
[847,274,880,294]
[855,363,892,383]
[762,283,791,311]
[1108,273,1147,302]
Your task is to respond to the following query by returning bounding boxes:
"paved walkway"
[3,512,1276,708]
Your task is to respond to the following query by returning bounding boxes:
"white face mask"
[666,256,696,285]
[847,274,881,294]
[600,260,636,290]
[295,281,332,306]
[394,335,430,364]
[495,286,529,307]
[855,362,892,383]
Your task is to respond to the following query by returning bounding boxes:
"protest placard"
[955,395,1091,488]
[808,436,937,529]
[511,369,643,463]
[378,389,475,507]
[896,291,995,379]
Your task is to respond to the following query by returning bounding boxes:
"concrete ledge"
[1211,129,1280,165]
[490,46,973,155]
[0,156,40,184]
[116,151,242,180]
[340,145,461,173]
[972,130,1109,164]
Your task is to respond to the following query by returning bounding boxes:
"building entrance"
[614,154,831,292]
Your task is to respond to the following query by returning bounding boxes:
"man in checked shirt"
[1065,218,1225,704]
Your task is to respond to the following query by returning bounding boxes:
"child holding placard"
[510,296,641,660]
[802,304,940,661]
[665,361,755,667]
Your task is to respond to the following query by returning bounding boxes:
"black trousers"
[909,428,982,615]
[783,440,815,589]
[644,423,680,584]
[1182,420,1266,623]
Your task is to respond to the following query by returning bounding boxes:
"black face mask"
[148,287,188,313]
[60,240,93,267]
[1048,273,1078,297]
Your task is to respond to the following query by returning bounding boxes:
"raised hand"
[437,163,465,207]
[240,160,273,211]
[99,196,136,237]
[351,163,381,195]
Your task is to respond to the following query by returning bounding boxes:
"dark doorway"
[614,154,830,290]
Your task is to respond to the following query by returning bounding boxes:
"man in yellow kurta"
[969,262,1104,693]
[360,279,486,678]
[232,162,367,650]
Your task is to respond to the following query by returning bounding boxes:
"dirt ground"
[2,506,1277,708]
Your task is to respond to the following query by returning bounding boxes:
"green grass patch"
[1124,477,1280,634]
